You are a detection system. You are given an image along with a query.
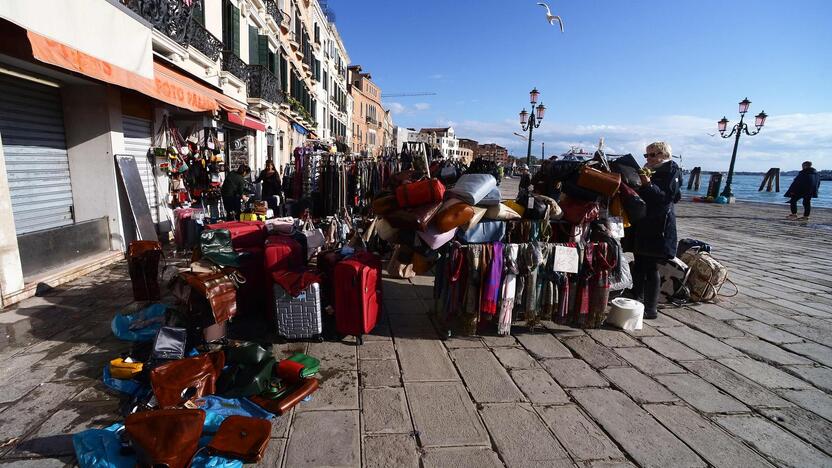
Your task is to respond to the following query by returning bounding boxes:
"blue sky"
[332,0,832,171]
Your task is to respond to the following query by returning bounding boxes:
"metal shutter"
[122,116,158,224]
[0,75,74,235]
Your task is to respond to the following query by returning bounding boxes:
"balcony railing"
[222,50,248,81]
[366,116,378,126]
[265,0,280,25]
[123,0,222,61]
[248,65,282,104]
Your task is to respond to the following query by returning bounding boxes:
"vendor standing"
[221,164,251,219]
[626,142,682,320]
[255,159,282,212]
[785,161,820,221]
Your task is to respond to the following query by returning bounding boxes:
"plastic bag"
[110,303,168,342]
[102,366,144,396]
[74,424,133,468]
[196,396,275,433]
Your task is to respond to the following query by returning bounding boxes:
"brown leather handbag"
[249,378,320,415]
[577,166,621,197]
[434,201,475,232]
[125,409,205,468]
[180,270,239,323]
[150,351,225,408]
[372,193,398,216]
[207,416,271,463]
[128,240,162,301]
[386,200,442,232]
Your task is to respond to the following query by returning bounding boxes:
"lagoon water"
[683,173,832,209]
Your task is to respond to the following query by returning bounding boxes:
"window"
[279,53,288,92]
[314,23,320,44]
[222,0,241,55]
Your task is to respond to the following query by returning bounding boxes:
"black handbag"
[151,326,188,362]
[561,181,602,202]
[610,154,642,188]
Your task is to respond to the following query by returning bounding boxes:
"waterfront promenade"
[0,197,831,467]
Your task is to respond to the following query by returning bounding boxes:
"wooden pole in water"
[774,168,780,192]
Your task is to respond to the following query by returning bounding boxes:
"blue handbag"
[476,187,502,207]
[457,220,506,244]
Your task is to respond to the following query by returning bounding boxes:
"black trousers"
[789,196,811,216]
[631,255,661,314]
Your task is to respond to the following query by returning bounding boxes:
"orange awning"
[26,30,245,117]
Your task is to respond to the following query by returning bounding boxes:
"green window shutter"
[269,51,276,75]
[222,0,231,46]
[248,25,258,64]
[259,36,269,69]
[232,6,241,56]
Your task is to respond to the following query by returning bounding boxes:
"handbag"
[503,200,526,217]
[618,183,647,222]
[477,187,502,207]
[180,270,239,324]
[301,219,325,259]
[125,409,205,468]
[417,225,457,250]
[217,343,278,398]
[460,206,487,231]
[387,245,416,279]
[375,217,399,242]
[109,358,143,379]
[610,154,643,188]
[127,240,163,301]
[449,173,497,205]
[577,166,621,197]
[395,178,445,208]
[207,416,271,463]
[372,193,398,215]
[386,200,442,232]
[485,202,521,220]
[150,351,225,407]
[249,378,319,416]
[457,220,506,244]
[434,199,475,232]
[151,326,188,362]
[265,217,296,235]
[559,197,600,225]
[562,181,602,202]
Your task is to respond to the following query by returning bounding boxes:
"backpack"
[658,257,690,304]
[680,250,733,303]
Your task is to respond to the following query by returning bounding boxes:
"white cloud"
[440,113,832,172]
[388,102,406,115]
[388,102,431,115]
[413,103,431,111]
[429,74,444,80]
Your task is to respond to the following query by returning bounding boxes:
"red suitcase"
[316,250,345,310]
[334,252,382,344]
[264,236,303,274]
[395,178,445,208]
[205,221,266,249]
[235,246,267,315]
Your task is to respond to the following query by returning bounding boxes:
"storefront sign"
[229,135,249,169]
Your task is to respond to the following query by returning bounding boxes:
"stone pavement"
[1,199,832,467]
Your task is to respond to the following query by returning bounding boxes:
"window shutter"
[222,0,231,46]
[232,6,241,56]
[269,51,277,75]
[259,36,269,69]
[248,25,258,64]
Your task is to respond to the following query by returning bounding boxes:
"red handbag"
[559,197,600,225]
[395,178,445,208]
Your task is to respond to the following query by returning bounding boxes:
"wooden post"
[758,168,781,192]
[687,167,702,191]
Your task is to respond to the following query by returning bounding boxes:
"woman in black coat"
[255,159,283,212]
[785,161,820,220]
[628,142,682,319]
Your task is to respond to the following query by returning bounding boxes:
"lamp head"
[739,97,751,115]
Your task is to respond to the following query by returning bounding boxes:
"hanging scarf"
[480,242,503,316]
[523,242,544,327]
[498,244,519,335]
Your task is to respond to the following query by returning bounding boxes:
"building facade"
[348,65,384,157]
[458,138,478,165]
[477,143,509,165]
[419,127,459,160]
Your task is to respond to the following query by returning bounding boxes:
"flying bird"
[537,2,564,32]
[707,133,716,137]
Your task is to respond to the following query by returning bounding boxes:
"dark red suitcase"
[264,236,303,274]
[205,221,266,249]
[316,250,345,311]
[334,252,382,344]
[235,246,267,315]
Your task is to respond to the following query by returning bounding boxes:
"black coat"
[256,171,282,200]
[631,161,683,259]
[785,168,820,199]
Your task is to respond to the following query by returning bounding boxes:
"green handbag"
[200,229,243,267]
[287,353,320,378]
[217,343,277,398]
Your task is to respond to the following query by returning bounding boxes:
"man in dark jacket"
[785,161,821,221]
[628,141,682,320]
[221,164,251,219]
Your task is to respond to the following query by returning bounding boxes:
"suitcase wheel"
[356,335,364,346]
[314,334,324,343]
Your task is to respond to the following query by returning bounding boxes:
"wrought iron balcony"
[265,0,279,25]
[185,19,222,61]
[222,50,248,81]
[122,0,222,61]
[248,65,282,104]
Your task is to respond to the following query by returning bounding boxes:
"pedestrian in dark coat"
[255,159,282,212]
[785,161,820,220]
[221,164,251,219]
[627,141,682,319]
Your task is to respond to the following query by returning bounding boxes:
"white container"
[606,297,644,331]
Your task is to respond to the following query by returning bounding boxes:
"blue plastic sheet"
[197,396,275,433]
[101,366,144,396]
[111,303,168,342]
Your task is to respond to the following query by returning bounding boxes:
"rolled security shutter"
[122,116,158,224]
[0,74,74,235]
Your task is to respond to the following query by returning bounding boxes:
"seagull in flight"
[537,2,564,32]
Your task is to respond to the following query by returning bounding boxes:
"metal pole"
[721,114,745,198]
[526,114,534,167]
[542,141,545,160]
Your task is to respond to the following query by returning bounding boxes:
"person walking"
[221,164,251,219]
[785,161,820,221]
[255,159,282,212]
[626,142,683,319]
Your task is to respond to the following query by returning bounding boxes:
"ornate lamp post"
[520,88,546,167]
[718,97,768,199]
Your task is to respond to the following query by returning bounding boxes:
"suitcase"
[273,281,323,340]
[235,247,267,315]
[317,250,345,310]
[395,178,445,208]
[205,221,266,249]
[128,240,162,301]
[334,252,382,344]
[264,236,303,274]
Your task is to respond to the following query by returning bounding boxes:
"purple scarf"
[480,242,504,315]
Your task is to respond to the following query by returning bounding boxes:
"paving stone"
[784,342,832,367]
[768,298,832,318]
[601,367,678,403]
[661,326,746,358]
[492,346,538,369]
[776,388,832,422]
[515,332,572,358]
[723,337,814,365]
[624,323,663,337]
[731,307,802,326]
[0,381,84,447]
[10,401,119,458]
[359,359,401,388]
[585,329,641,348]
[297,370,358,411]
[758,406,832,455]
[396,338,459,382]
[541,358,609,388]
[510,369,570,404]
[614,347,685,375]
[479,403,572,467]
[655,373,749,413]
[691,303,746,321]
[718,357,813,390]
[482,334,519,347]
[363,434,420,468]
[285,410,359,467]
[641,336,704,361]
[729,320,805,344]
[358,340,396,360]
[582,461,637,468]
[537,404,625,462]
[405,382,489,447]
[306,341,357,371]
[450,348,525,403]
[259,437,286,467]
[421,447,504,468]
[646,313,685,328]
[270,408,291,438]
[542,320,587,337]
[0,458,69,467]
[564,336,628,369]
[644,404,774,468]
[682,360,793,408]
[361,387,411,434]
[784,365,832,392]
[664,309,745,338]
[571,388,705,468]
[714,414,832,468]
[444,336,485,348]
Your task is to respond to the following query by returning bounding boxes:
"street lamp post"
[520,88,546,167]
[717,97,768,200]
